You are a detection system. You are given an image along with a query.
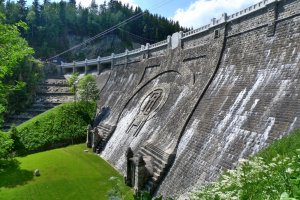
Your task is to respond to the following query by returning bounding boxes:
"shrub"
[0,131,13,159]
[77,74,99,101]
[192,129,300,200]
[67,72,79,94]
[13,102,96,154]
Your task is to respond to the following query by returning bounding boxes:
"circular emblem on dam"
[126,84,170,137]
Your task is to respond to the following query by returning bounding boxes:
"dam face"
[86,0,300,197]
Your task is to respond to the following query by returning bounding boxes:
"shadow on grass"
[0,159,34,188]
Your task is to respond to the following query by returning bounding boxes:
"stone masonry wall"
[157,1,300,197]
[92,0,300,197]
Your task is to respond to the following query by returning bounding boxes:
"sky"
[26,0,262,28]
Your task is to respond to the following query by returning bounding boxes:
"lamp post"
[73,79,79,103]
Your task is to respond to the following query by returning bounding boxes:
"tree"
[89,0,97,14]
[67,72,79,93]
[68,0,76,6]
[17,0,27,21]
[77,74,99,102]
[0,13,34,125]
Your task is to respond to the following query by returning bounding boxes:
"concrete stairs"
[138,143,171,194]
[95,124,116,153]
[2,76,74,131]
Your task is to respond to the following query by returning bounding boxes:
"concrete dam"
[61,0,300,197]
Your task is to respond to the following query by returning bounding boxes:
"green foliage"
[192,129,300,200]
[77,74,99,101]
[2,0,188,60]
[67,72,79,93]
[107,177,128,200]
[0,131,13,159]
[13,102,96,154]
[257,129,300,162]
[0,13,41,126]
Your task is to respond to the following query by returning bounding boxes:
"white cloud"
[76,0,137,8]
[172,0,262,28]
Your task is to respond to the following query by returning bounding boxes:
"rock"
[34,169,40,176]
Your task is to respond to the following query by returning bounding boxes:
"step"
[31,104,59,110]
[36,92,74,96]
[37,86,71,94]
[9,115,33,120]
[139,147,167,167]
[26,108,48,113]
[144,143,167,157]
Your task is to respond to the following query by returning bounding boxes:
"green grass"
[0,144,133,200]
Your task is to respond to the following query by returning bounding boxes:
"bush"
[192,129,300,200]
[77,74,99,101]
[67,72,79,94]
[0,131,13,159]
[13,102,96,154]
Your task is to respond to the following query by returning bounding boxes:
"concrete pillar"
[171,32,181,49]
[221,13,227,23]
[167,35,172,49]
[134,155,146,193]
[60,61,64,75]
[125,147,134,187]
[125,49,129,64]
[97,56,101,75]
[73,61,76,73]
[140,45,145,60]
[210,18,216,27]
[145,43,150,59]
[178,31,183,49]
[84,59,88,74]
[111,53,115,68]
[92,128,101,153]
[86,124,92,148]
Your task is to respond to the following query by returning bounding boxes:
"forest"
[1,0,187,61]
[0,0,186,127]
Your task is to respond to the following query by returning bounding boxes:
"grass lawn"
[0,144,133,200]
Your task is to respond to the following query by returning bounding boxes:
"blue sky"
[26,0,262,28]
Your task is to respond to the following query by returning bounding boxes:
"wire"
[47,0,174,61]
[117,27,156,42]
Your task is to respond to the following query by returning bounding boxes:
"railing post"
[221,13,227,23]
[97,56,101,75]
[125,49,129,64]
[167,35,172,49]
[140,45,145,59]
[145,43,150,59]
[111,53,115,68]
[210,18,216,27]
[73,61,76,73]
[84,58,88,74]
[179,31,183,49]
[60,61,64,75]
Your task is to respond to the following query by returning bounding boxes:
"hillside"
[1,0,187,61]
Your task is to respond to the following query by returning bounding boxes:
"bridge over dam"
[61,0,300,197]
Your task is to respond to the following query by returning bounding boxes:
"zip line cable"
[47,0,174,61]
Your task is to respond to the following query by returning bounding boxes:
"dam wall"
[63,0,300,197]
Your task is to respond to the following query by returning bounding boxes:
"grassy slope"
[257,129,300,161]
[0,144,133,200]
[13,102,96,154]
